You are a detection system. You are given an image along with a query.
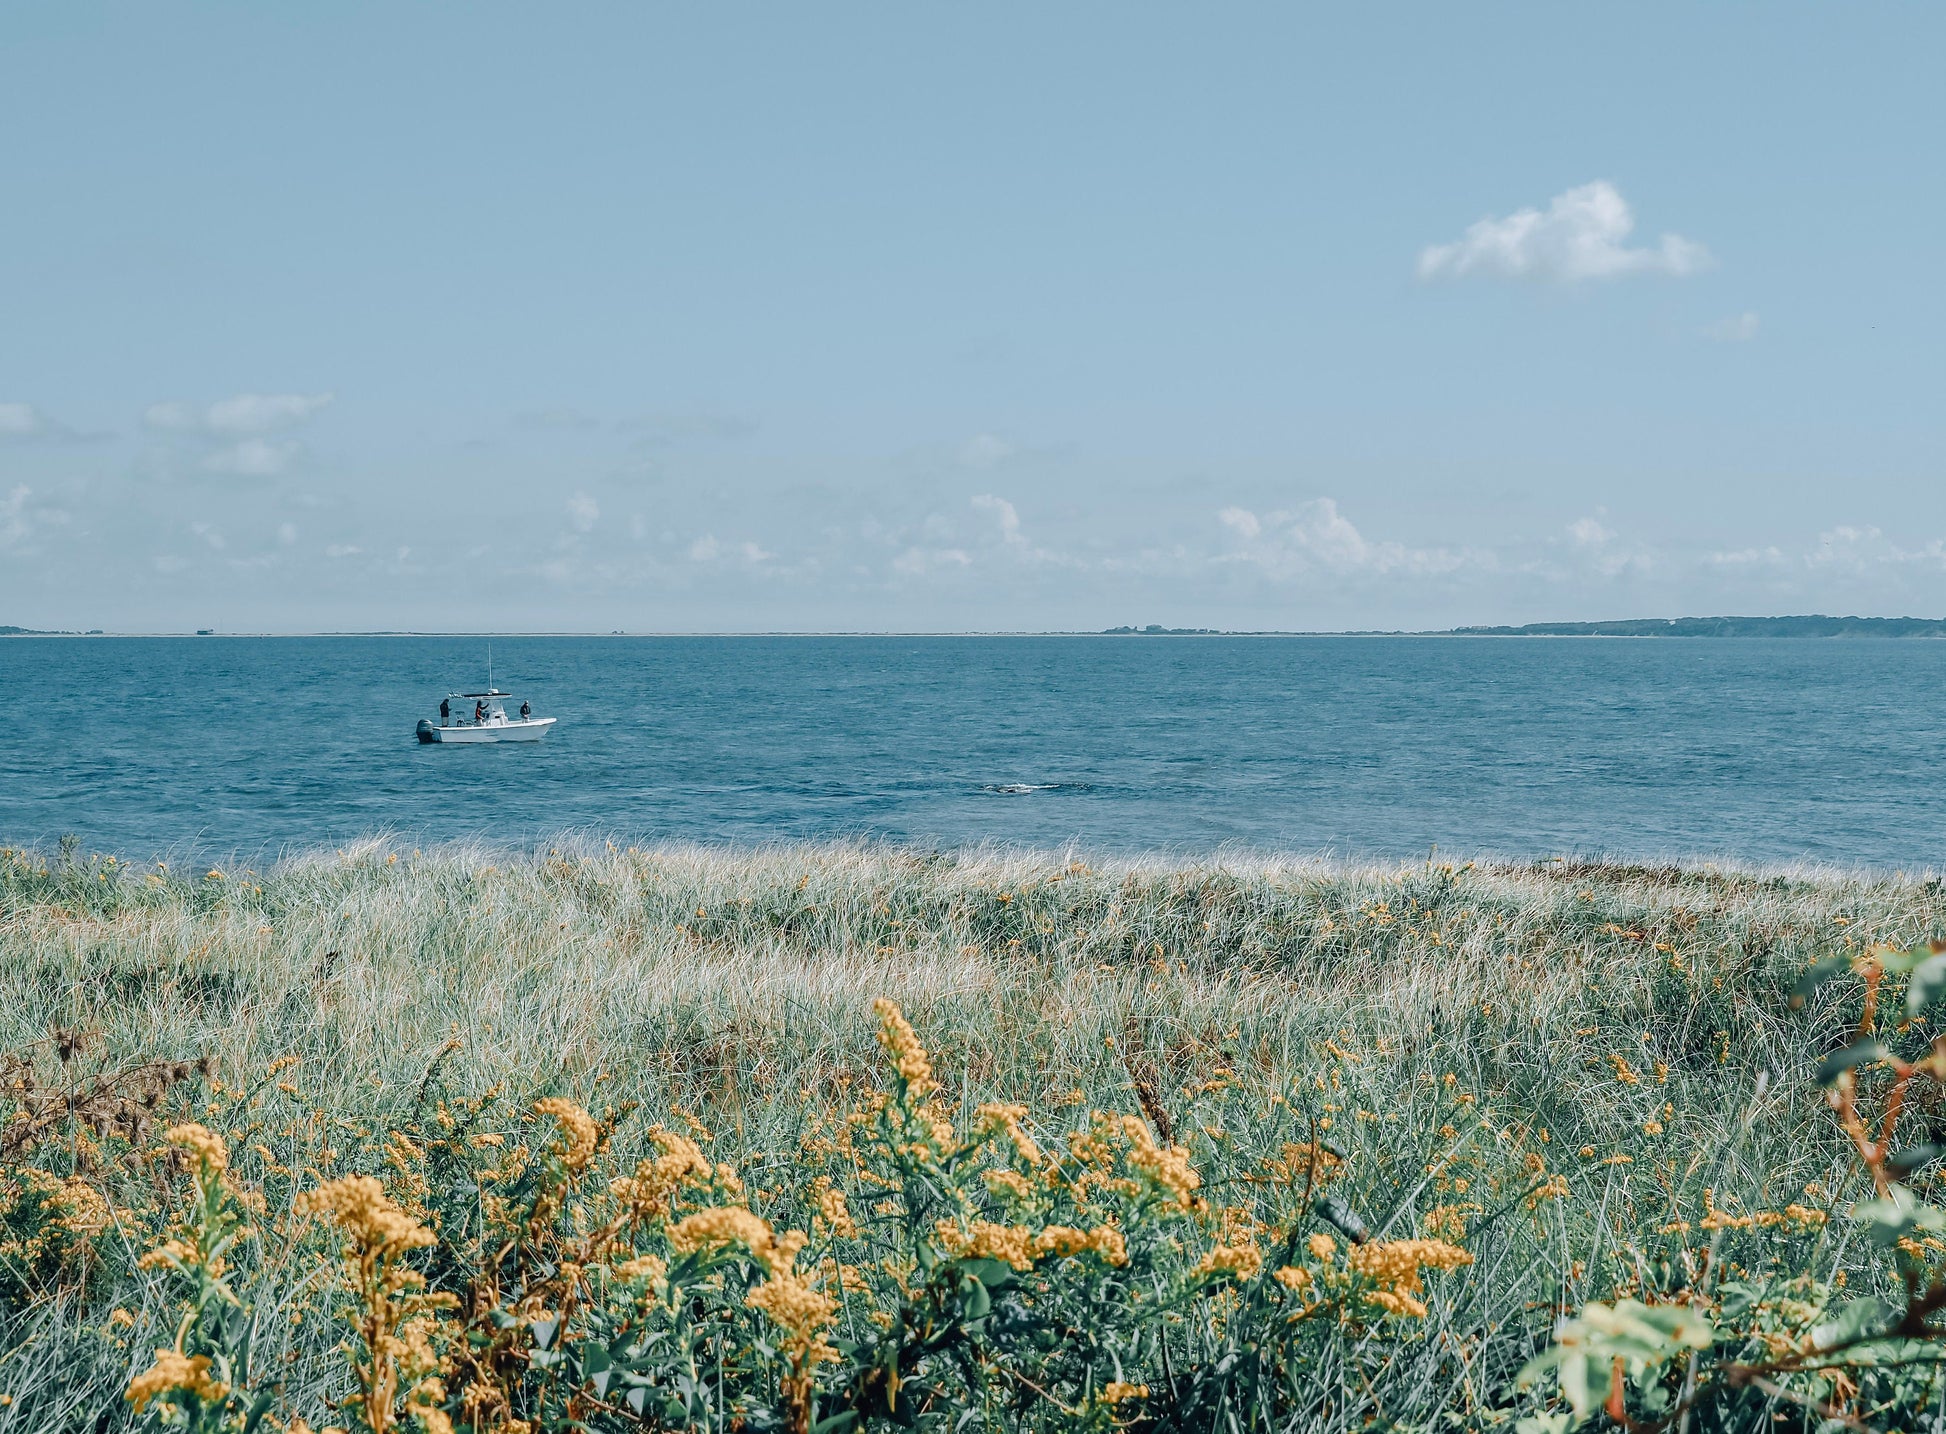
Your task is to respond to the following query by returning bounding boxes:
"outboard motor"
[416,719,436,743]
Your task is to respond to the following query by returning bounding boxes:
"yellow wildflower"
[533,1098,598,1171]
[934,1219,1037,1271]
[668,1206,805,1276]
[810,1176,858,1239]
[1272,1265,1313,1291]
[1033,1224,1129,1266]
[1193,1241,1264,1281]
[872,999,939,1097]
[1346,1238,1473,1319]
[613,1253,668,1284]
[984,1168,1035,1202]
[126,1349,228,1412]
[164,1123,228,1173]
[745,1270,839,1364]
[298,1174,436,1264]
[976,1102,1043,1165]
[611,1126,712,1215]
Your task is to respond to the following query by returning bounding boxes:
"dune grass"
[0,839,1940,1430]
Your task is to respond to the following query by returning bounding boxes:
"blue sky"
[2,3,1940,631]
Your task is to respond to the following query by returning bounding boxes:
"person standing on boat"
[474,699,486,724]
[520,701,531,720]
[440,698,450,726]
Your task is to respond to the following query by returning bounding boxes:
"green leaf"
[1887,1144,1945,1180]
[1514,1416,1572,1434]
[957,1257,1014,1288]
[1521,1299,1714,1420]
[1815,1039,1889,1087]
[957,1276,991,1321]
[1911,953,1946,1014]
[1790,956,1854,1009]
[1851,1186,1946,1245]
[1808,1296,1897,1352]
[531,1316,559,1351]
[1874,938,1945,976]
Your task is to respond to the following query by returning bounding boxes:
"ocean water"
[4,635,1943,869]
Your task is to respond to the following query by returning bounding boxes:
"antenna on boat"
[488,641,494,693]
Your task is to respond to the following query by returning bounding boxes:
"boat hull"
[417,717,556,744]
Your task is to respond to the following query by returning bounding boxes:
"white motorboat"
[417,689,556,744]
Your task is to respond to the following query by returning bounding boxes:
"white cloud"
[891,546,972,576]
[969,493,1077,568]
[1804,524,1946,572]
[148,392,333,434]
[688,534,772,564]
[0,484,70,551]
[1418,181,1710,284]
[566,491,600,533]
[1703,312,1761,342]
[325,544,362,559]
[1709,546,1786,567]
[0,403,45,437]
[972,493,1023,545]
[1217,506,1260,540]
[0,484,29,547]
[959,433,1016,470]
[1568,517,1613,547]
[1559,513,1653,578]
[1218,498,1471,578]
[190,522,227,551]
[204,439,299,476]
[277,522,298,546]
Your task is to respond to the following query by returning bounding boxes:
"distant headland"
[1107,615,1946,637]
[1440,615,1946,638]
[8,616,1946,639]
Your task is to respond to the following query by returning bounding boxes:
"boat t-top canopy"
[450,689,516,700]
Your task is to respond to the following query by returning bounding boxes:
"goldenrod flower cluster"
[299,1174,437,1267]
[1070,1112,1201,1208]
[872,998,939,1097]
[932,1216,1133,1273]
[669,1205,781,1266]
[1034,1223,1129,1266]
[933,1218,1037,1271]
[164,1122,228,1173]
[1193,1240,1265,1282]
[125,1349,229,1413]
[533,1097,598,1171]
[610,1124,713,1217]
[1345,1239,1474,1318]
[810,1175,858,1238]
[976,1102,1043,1166]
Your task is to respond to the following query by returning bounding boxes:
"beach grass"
[1,840,1941,1430]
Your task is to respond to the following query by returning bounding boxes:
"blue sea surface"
[4,635,1943,868]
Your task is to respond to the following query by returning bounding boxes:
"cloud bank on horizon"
[0,6,1938,631]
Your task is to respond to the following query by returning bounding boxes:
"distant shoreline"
[8,615,1946,639]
